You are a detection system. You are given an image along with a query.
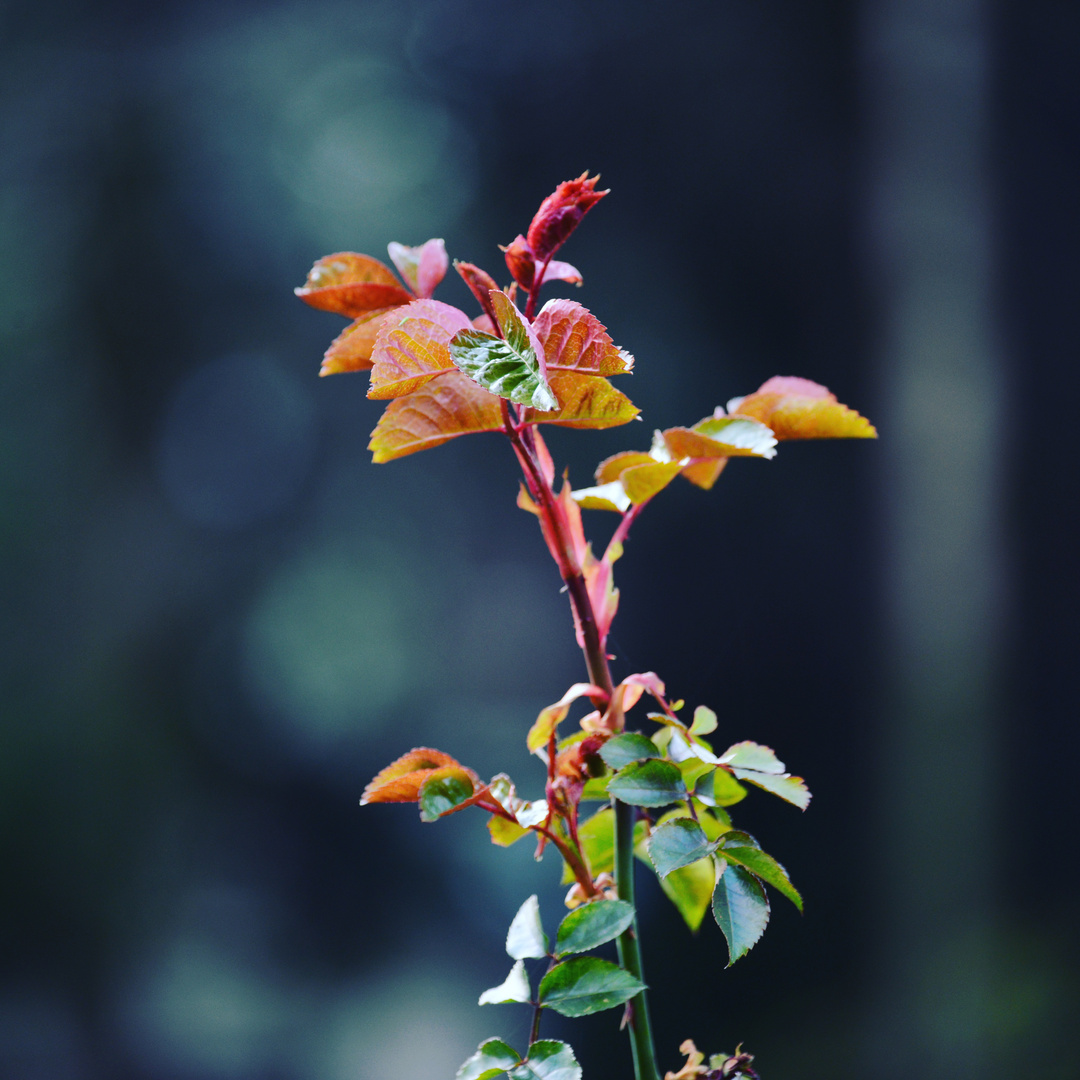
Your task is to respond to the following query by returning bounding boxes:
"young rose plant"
[296,173,876,1080]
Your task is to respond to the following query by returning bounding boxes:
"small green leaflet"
[555,899,635,956]
[606,759,686,807]
[450,292,557,410]
[645,818,719,878]
[419,768,475,821]
[479,959,531,1005]
[716,832,803,910]
[718,741,810,810]
[712,862,770,966]
[538,957,645,1017]
[508,1041,583,1080]
[599,732,660,770]
[506,895,548,959]
[457,1039,521,1080]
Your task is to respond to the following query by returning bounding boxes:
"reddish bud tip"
[500,234,536,289]
[526,172,609,262]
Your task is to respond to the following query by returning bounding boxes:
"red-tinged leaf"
[524,372,639,430]
[679,458,727,489]
[472,313,496,334]
[664,419,778,460]
[454,261,500,326]
[527,684,607,753]
[360,747,461,805]
[594,451,655,484]
[502,234,536,288]
[368,370,505,462]
[533,300,633,377]
[527,172,608,261]
[540,260,582,286]
[319,308,398,376]
[387,239,449,299]
[368,299,473,399]
[531,427,556,487]
[583,549,619,647]
[614,672,666,715]
[730,376,877,440]
[620,460,682,504]
[295,252,413,316]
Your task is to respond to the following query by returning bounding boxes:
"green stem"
[614,798,660,1080]
[506,417,661,1080]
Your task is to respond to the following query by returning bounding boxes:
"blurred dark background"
[1,1,1077,1078]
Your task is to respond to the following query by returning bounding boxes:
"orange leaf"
[594,451,655,484]
[679,458,728,490]
[524,372,639,429]
[368,370,504,462]
[731,376,877,440]
[534,300,634,376]
[361,747,461,805]
[368,300,472,399]
[319,308,398,375]
[295,252,413,317]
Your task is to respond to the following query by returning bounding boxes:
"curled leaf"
[479,959,532,1005]
[360,747,461,805]
[729,376,877,440]
[295,252,413,316]
[418,765,481,821]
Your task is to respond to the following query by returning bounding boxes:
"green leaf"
[607,759,686,807]
[689,705,717,736]
[451,292,557,410]
[580,775,611,800]
[711,768,749,807]
[676,757,715,792]
[479,959,531,1005]
[457,1039,521,1080]
[508,1041,582,1080]
[418,766,476,821]
[646,818,719,878]
[712,862,770,965]
[506,895,548,959]
[718,741,811,810]
[657,857,716,932]
[717,832,803,911]
[488,815,529,847]
[566,808,614,884]
[732,770,811,809]
[538,957,645,1017]
[718,741,785,773]
[555,900,635,956]
[599,733,660,770]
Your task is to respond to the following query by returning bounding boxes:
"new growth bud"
[526,172,609,263]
